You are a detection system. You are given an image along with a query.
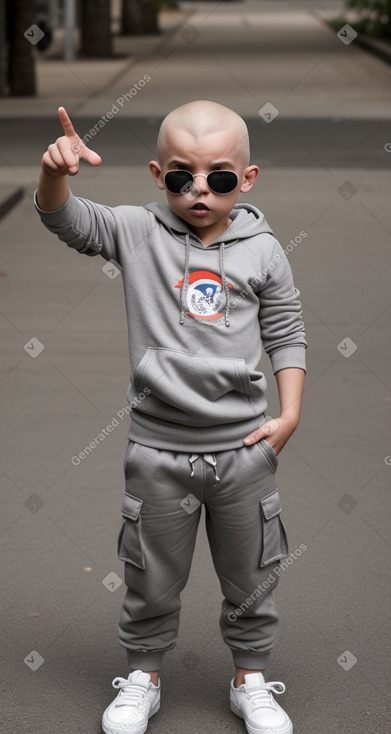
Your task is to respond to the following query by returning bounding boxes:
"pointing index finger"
[58,106,77,138]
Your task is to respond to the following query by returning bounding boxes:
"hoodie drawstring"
[219,242,230,327]
[179,234,191,325]
[179,236,230,327]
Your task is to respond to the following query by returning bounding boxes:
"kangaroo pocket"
[132,347,267,427]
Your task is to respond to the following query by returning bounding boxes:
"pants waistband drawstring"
[188,453,220,482]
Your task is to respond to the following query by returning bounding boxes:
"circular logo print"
[174,270,234,323]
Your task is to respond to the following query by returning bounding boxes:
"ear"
[240,165,260,193]
[149,160,165,190]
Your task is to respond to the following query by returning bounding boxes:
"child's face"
[149,126,259,242]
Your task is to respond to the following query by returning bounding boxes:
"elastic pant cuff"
[125,648,166,672]
[231,648,271,670]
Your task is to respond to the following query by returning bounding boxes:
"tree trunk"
[121,0,159,35]
[7,0,36,96]
[80,0,113,58]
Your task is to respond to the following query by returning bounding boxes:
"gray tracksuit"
[35,190,307,671]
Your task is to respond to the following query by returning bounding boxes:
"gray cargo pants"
[117,439,288,672]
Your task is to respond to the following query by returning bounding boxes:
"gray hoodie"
[35,190,307,452]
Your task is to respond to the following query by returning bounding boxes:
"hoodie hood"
[144,201,274,247]
[144,202,274,327]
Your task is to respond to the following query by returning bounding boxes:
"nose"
[191,173,209,195]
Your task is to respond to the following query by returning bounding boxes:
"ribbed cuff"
[270,345,307,375]
[230,648,271,670]
[128,410,265,453]
[34,188,75,219]
[125,648,166,672]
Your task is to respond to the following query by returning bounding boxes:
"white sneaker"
[102,670,160,734]
[230,672,293,734]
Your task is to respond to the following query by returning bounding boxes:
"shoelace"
[112,677,149,708]
[247,681,286,711]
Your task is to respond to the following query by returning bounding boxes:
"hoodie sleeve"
[34,188,152,265]
[258,239,307,374]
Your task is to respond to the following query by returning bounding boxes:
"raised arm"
[37,107,102,211]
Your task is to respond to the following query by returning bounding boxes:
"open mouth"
[191,203,210,211]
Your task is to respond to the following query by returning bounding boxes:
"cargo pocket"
[259,488,288,567]
[117,493,145,569]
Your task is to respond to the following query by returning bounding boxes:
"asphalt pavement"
[1,1,391,733]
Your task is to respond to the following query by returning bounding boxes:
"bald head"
[156,100,250,166]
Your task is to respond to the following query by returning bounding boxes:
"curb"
[0,186,24,222]
[318,12,391,67]
[354,33,391,67]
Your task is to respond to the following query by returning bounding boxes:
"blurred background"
[1,0,391,95]
[1,1,390,733]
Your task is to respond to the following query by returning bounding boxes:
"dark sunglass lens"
[208,171,238,194]
[165,170,193,193]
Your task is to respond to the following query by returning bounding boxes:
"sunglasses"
[164,169,239,195]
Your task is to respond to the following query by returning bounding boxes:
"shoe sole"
[230,700,293,734]
[102,700,160,734]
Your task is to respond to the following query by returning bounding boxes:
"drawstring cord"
[205,453,221,481]
[219,242,230,327]
[180,234,191,325]
[188,454,220,482]
[188,455,198,477]
[179,236,230,328]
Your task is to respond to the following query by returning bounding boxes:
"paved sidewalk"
[1,2,391,734]
[1,0,390,120]
[0,6,191,119]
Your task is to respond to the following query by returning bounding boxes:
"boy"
[35,100,307,734]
